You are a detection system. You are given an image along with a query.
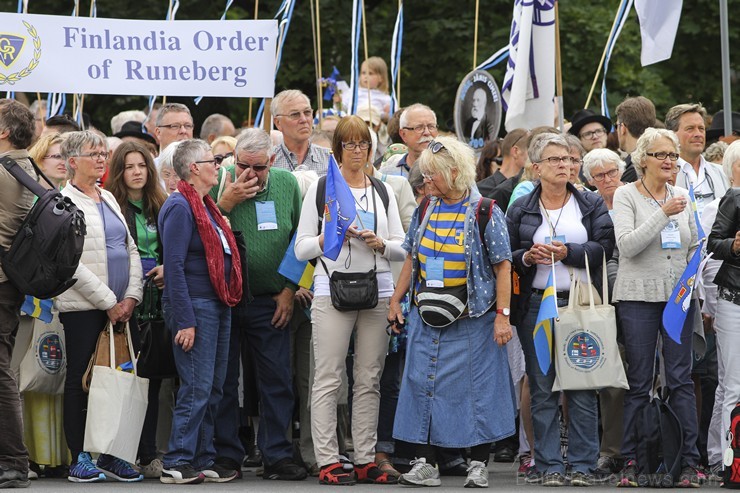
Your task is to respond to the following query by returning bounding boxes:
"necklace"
[539,191,570,237]
[432,192,468,258]
[640,178,671,207]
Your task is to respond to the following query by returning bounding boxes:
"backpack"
[633,393,684,487]
[724,402,740,488]
[418,195,495,248]
[0,156,86,299]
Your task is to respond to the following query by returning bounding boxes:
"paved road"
[26,462,725,491]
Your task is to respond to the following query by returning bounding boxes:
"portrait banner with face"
[0,13,277,97]
[453,70,502,152]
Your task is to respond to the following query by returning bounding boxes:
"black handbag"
[136,277,177,379]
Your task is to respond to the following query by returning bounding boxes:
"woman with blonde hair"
[29,133,67,189]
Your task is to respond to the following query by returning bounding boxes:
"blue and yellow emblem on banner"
[0,20,41,85]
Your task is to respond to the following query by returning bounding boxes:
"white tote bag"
[19,315,66,394]
[83,322,149,464]
[552,253,629,391]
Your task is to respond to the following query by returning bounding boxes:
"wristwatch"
[496,307,510,316]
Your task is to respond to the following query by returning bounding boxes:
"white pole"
[719,0,732,136]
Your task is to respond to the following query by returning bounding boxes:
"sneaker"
[68,452,106,483]
[615,459,638,488]
[570,471,594,487]
[27,470,38,481]
[517,453,533,477]
[676,465,705,488]
[137,458,163,479]
[355,462,398,484]
[542,472,565,487]
[464,460,489,488]
[214,457,242,480]
[96,454,143,482]
[243,448,263,467]
[319,462,356,485]
[707,462,723,482]
[263,458,307,481]
[399,458,441,487]
[595,456,618,476]
[493,446,516,463]
[201,463,238,483]
[160,463,205,484]
[0,468,31,488]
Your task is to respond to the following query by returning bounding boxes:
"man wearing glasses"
[271,89,331,176]
[380,103,439,178]
[155,103,195,155]
[568,109,611,153]
[213,128,308,482]
[666,103,729,217]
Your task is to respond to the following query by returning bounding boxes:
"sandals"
[375,459,401,479]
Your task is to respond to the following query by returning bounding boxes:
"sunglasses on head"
[428,140,445,154]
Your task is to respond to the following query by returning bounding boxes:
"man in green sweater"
[211,128,307,481]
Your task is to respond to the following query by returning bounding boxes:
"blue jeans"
[221,295,294,466]
[376,350,403,454]
[163,298,231,469]
[618,300,699,465]
[517,293,598,475]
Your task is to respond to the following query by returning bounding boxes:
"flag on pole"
[662,241,703,344]
[634,0,683,66]
[533,270,558,375]
[322,155,356,261]
[688,184,706,240]
[389,2,404,114]
[599,0,633,119]
[278,233,315,289]
[501,0,557,132]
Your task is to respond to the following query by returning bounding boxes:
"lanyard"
[352,175,370,212]
[641,178,673,208]
[539,192,569,237]
[431,193,467,258]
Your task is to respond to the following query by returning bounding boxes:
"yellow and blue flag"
[21,296,53,323]
[278,233,315,290]
[323,154,356,261]
[688,184,706,240]
[534,270,559,375]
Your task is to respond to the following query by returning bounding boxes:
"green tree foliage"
[2,0,737,134]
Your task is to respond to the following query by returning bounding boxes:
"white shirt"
[676,156,730,216]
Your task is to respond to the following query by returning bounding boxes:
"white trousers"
[713,298,740,456]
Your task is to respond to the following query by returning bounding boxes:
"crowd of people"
[0,72,739,491]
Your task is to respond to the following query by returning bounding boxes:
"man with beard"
[464,88,490,148]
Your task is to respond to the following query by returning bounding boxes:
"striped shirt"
[418,199,469,287]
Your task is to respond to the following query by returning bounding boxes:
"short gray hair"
[582,148,626,181]
[399,103,436,129]
[172,139,210,181]
[664,103,707,132]
[417,136,476,193]
[722,140,740,184]
[158,140,182,172]
[155,103,192,127]
[703,141,728,164]
[631,127,679,177]
[235,128,274,158]
[61,130,107,178]
[271,90,311,117]
[200,113,233,140]
[563,133,586,158]
[528,132,569,164]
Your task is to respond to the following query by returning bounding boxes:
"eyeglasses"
[403,123,438,134]
[539,156,577,166]
[157,123,194,131]
[78,151,110,160]
[342,141,371,151]
[421,171,439,181]
[590,168,620,182]
[276,110,313,121]
[428,140,445,153]
[213,152,233,165]
[194,159,218,165]
[579,128,606,140]
[44,154,64,160]
[646,151,680,161]
[235,161,269,172]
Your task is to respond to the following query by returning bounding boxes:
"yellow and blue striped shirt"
[418,199,469,287]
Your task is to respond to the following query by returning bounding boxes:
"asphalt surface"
[25,462,726,491]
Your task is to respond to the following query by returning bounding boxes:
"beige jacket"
[54,184,143,312]
[0,150,37,283]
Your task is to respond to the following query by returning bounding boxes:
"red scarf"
[177,180,242,307]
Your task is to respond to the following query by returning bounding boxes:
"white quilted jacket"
[54,183,143,312]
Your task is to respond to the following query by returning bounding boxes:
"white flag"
[635,0,682,66]
[501,0,556,132]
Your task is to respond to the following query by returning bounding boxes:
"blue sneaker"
[68,452,106,483]
[96,454,143,482]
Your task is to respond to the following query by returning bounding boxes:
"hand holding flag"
[322,154,357,261]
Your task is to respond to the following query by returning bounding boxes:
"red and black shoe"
[319,463,356,486]
[354,462,398,484]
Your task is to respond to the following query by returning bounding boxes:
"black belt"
[532,288,569,297]
[718,286,740,306]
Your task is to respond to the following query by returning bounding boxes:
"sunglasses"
[213,152,233,165]
[235,161,269,172]
[428,140,445,154]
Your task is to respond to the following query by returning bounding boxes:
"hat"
[355,105,381,127]
[568,109,612,138]
[114,120,157,146]
[706,110,740,141]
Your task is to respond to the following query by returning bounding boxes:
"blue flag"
[533,270,559,375]
[662,241,703,344]
[688,184,706,240]
[323,155,356,261]
[21,296,53,323]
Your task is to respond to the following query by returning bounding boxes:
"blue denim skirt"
[393,307,517,448]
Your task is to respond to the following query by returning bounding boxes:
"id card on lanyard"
[426,257,445,288]
[216,226,232,255]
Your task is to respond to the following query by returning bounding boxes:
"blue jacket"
[505,183,614,324]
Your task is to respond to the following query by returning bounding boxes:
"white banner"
[0,13,277,97]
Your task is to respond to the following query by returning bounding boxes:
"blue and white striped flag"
[348,0,363,115]
[599,0,632,119]
[501,0,557,132]
[389,3,404,114]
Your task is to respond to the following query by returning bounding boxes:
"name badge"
[545,235,567,245]
[355,209,375,231]
[216,226,232,255]
[256,201,278,231]
[660,220,681,249]
[140,257,157,277]
[425,257,445,288]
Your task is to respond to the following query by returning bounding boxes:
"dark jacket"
[620,155,637,183]
[124,200,164,264]
[505,182,615,324]
[485,169,524,213]
[708,188,740,290]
